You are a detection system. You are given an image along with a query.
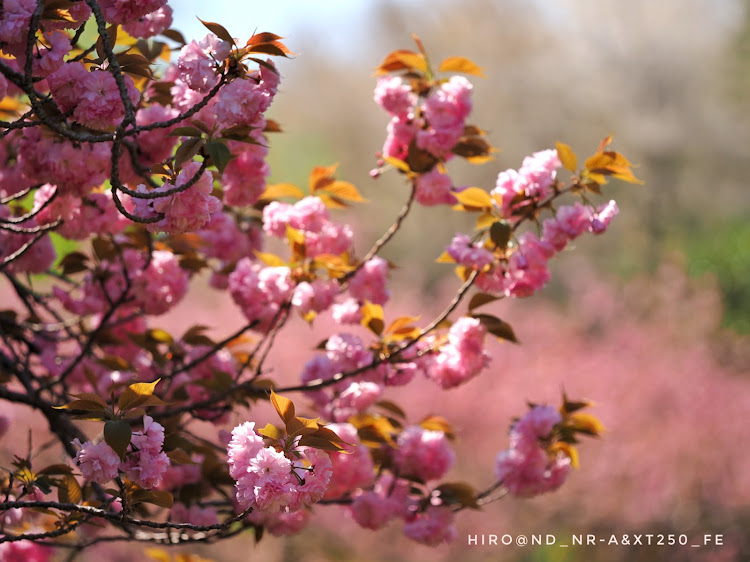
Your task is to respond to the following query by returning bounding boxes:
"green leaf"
[104,420,132,459]
[435,482,480,509]
[205,140,233,175]
[168,126,204,138]
[471,313,519,343]
[489,221,511,249]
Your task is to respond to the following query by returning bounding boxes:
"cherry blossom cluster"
[226,422,332,512]
[494,405,571,496]
[72,416,169,487]
[374,74,474,205]
[444,150,621,299]
[340,424,458,546]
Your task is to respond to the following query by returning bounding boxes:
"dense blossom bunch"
[226,422,332,512]
[0,6,635,557]
[494,405,571,496]
[72,416,169,487]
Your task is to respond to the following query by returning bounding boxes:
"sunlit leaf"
[555,141,577,172]
[259,182,304,201]
[453,187,492,210]
[360,302,385,336]
[118,379,161,411]
[438,56,485,77]
[254,251,286,267]
[197,18,234,46]
[320,181,367,202]
[383,157,410,173]
[270,390,295,424]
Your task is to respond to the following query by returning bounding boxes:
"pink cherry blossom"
[426,317,491,389]
[177,34,230,93]
[374,76,416,117]
[122,5,173,38]
[134,161,221,234]
[347,256,390,305]
[517,148,561,199]
[394,425,455,482]
[98,0,168,25]
[590,199,619,234]
[214,78,273,128]
[446,233,494,270]
[403,505,458,546]
[415,168,457,206]
[324,423,374,498]
[73,70,140,130]
[131,250,190,316]
[72,439,121,484]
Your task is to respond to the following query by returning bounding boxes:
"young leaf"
[438,56,485,77]
[57,474,83,504]
[383,156,410,173]
[360,302,385,336]
[257,423,283,440]
[555,141,578,172]
[197,18,235,46]
[320,181,367,202]
[270,390,295,424]
[118,379,161,411]
[453,187,492,210]
[254,251,286,267]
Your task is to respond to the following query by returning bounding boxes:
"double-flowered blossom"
[494,405,571,497]
[323,423,374,498]
[72,416,170,488]
[122,5,173,38]
[228,259,293,330]
[72,439,121,484]
[227,422,332,513]
[133,161,221,234]
[263,196,353,257]
[394,426,455,482]
[414,168,456,206]
[99,0,168,26]
[123,416,170,488]
[417,76,473,158]
[347,256,391,305]
[403,505,458,546]
[0,0,35,46]
[375,75,473,169]
[34,185,131,241]
[424,317,491,389]
[446,233,494,270]
[54,247,189,317]
[177,33,231,93]
[374,76,417,118]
